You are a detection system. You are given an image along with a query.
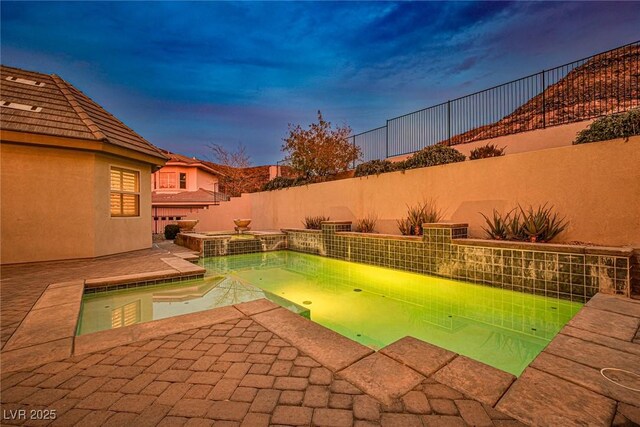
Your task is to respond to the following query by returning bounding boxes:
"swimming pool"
[78,251,582,375]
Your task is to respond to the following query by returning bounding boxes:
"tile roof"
[161,149,227,176]
[152,188,230,205]
[0,65,167,160]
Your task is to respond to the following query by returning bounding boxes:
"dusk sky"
[1,1,639,165]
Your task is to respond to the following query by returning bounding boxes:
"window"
[158,172,176,189]
[110,167,140,217]
[179,173,187,189]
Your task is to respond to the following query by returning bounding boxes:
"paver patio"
[1,244,639,426]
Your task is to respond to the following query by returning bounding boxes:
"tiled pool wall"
[284,222,633,303]
[84,274,205,294]
[176,232,287,257]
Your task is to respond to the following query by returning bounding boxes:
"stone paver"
[433,355,516,406]
[380,336,456,377]
[497,368,617,426]
[568,306,639,341]
[338,352,424,405]
[253,307,374,371]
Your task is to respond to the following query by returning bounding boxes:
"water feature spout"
[234,218,252,234]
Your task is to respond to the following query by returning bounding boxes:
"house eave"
[0,129,168,167]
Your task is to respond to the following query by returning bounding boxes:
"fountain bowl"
[176,219,199,232]
[233,219,252,228]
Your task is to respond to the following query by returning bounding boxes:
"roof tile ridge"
[50,74,108,141]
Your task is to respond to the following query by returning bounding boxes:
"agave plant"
[518,204,568,242]
[397,218,413,236]
[398,200,442,235]
[303,215,330,230]
[480,209,508,240]
[355,214,378,233]
[505,209,526,241]
[481,204,568,242]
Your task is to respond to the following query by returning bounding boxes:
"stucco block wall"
[1,143,154,264]
[1,143,96,263]
[190,138,640,247]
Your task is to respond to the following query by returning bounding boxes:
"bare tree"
[208,142,251,169]
[207,142,252,197]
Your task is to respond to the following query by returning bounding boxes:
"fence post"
[352,136,356,169]
[541,70,546,129]
[447,100,451,143]
[385,120,389,159]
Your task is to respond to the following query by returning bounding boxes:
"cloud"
[1,1,638,164]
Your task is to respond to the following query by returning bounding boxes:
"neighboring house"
[0,65,168,264]
[151,151,229,233]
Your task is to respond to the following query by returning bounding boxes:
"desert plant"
[397,218,413,236]
[397,200,442,235]
[354,214,378,233]
[480,209,508,239]
[505,209,526,241]
[574,108,640,144]
[469,144,505,160]
[164,224,181,240]
[518,204,568,243]
[480,204,567,242]
[399,145,465,170]
[303,215,330,230]
[354,160,396,177]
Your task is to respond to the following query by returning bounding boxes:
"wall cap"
[281,228,322,233]
[423,222,469,229]
[336,232,423,241]
[321,221,353,225]
[454,238,634,256]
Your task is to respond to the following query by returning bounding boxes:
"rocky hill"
[448,44,639,145]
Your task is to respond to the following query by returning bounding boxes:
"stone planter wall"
[283,222,633,302]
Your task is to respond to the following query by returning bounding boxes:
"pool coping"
[2,261,638,425]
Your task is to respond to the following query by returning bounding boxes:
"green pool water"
[78,251,582,375]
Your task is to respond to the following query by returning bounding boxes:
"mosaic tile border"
[83,273,204,294]
[284,222,633,302]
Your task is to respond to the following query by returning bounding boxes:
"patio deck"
[0,245,638,426]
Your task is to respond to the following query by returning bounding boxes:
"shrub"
[164,224,181,240]
[354,160,396,177]
[304,215,330,230]
[574,108,640,144]
[469,143,505,160]
[479,204,568,243]
[262,176,310,191]
[399,145,465,170]
[397,200,442,235]
[282,111,360,178]
[354,214,378,233]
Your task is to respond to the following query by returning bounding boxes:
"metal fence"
[352,41,639,163]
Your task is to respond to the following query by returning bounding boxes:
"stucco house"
[151,151,229,233]
[0,65,168,264]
